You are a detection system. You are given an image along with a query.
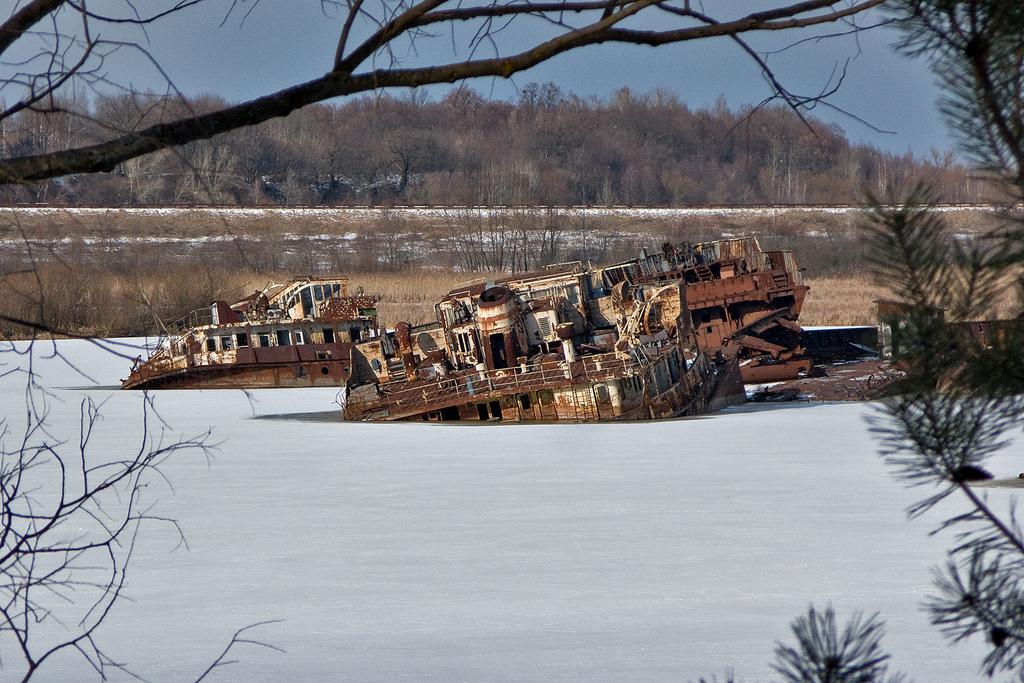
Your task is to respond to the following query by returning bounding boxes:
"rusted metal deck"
[346,350,728,422]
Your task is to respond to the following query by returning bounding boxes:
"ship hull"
[123,343,354,390]
[122,359,351,390]
[344,350,745,423]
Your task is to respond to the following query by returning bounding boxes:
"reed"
[802,276,890,327]
[0,262,900,338]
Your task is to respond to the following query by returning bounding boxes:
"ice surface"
[3,338,1014,681]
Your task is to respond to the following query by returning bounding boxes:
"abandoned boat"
[122,277,379,389]
[638,237,810,382]
[342,260,747,422]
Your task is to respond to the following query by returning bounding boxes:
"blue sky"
[65,1,951,155]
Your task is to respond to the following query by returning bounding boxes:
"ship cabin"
[173,277,380,363]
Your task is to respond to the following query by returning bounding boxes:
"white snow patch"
[0,203,1005,224]
[743,381,784,399]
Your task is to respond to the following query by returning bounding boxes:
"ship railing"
[131,347,240,380]
[362,349,666,417]
[129,353,190,380]
[170,307,213,333]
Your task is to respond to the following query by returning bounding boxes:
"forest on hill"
[0,84,978,207]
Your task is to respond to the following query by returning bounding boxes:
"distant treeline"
[0,84,979,206]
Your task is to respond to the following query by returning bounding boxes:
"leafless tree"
[0,334,280,680]
[0,0,886,184]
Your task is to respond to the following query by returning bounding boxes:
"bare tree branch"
[0,0,885,184]
[193,620,285,683]
[0,0,67,59]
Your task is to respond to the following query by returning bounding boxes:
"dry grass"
[802,275,891,327]
[1,261,1012,340]
[800,273,1021,326]
[0,266,473,337]
[0,267,257,337]
[349,269,471,326]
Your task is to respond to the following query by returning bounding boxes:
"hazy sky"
[68,1,952,155]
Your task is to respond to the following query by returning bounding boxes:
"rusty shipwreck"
[122,277,379,389]
[121,234,813,423]
[343,255,751,422]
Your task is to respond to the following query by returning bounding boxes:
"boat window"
[206,338,217,352]
[236,332,249,347]
[300,287,314,317]
[221,336,233,350]
[370,358,382,373]
[294,330,306,344]
[538,316,552,337]
[322,327,335,343]
[313,285,323,301]
[258,334,270,347]
[276,330,291,346]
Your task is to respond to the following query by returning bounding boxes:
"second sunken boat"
[343,258,747,422]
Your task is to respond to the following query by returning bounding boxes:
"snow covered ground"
[4,338,1015,681]
[1,204,1002,222]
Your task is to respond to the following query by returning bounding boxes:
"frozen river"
[3,338,1011,681]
